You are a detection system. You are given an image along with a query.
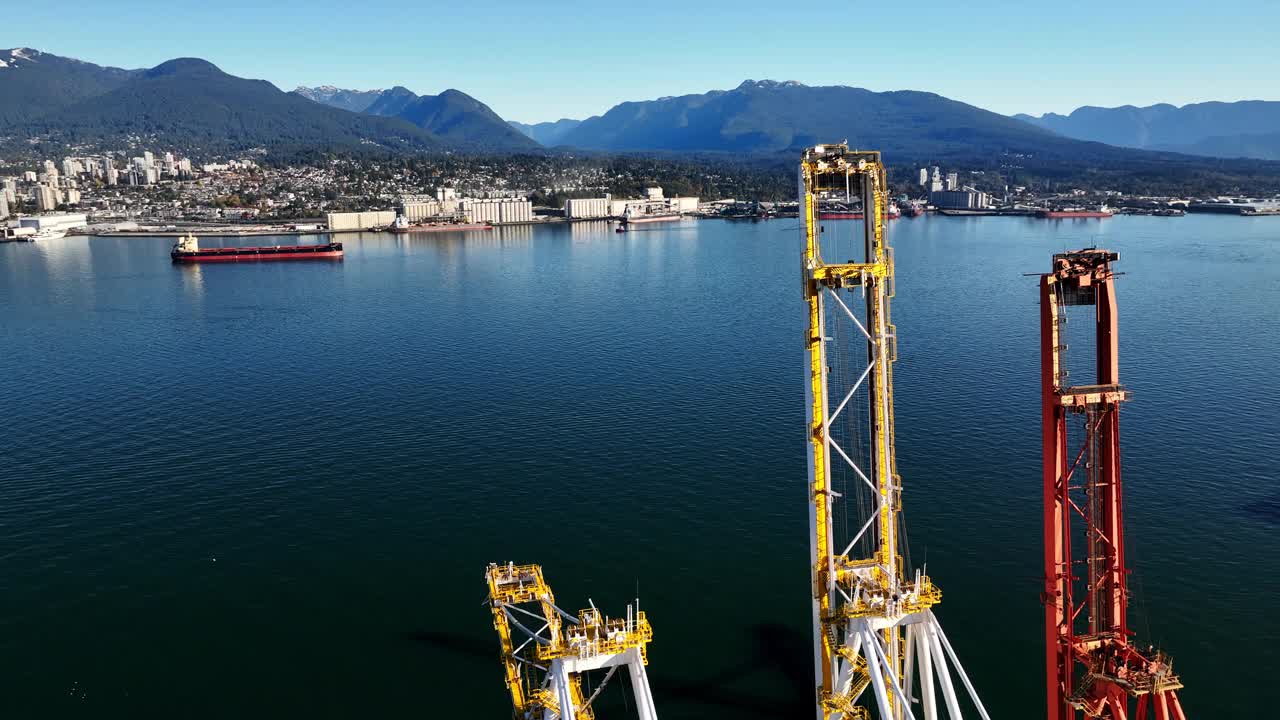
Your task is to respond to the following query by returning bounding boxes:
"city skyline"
[3,0,1278,123]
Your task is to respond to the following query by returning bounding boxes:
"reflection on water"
[0,217,1275,718]
[175,262,205,304]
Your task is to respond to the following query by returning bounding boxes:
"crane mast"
[1039,250,1187,720]
[800,144,988,720]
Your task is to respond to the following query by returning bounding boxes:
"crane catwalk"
[799,144,987,720]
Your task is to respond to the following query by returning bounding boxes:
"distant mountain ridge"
[0,48,139,124]
[1015,101,1280,160]
[292,85,384,113]
[508,119,582,146]
[11,56,444,154]
[555,79,1093,161]
[292,84,536,149]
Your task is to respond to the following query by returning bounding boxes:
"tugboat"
[170,233,343,262]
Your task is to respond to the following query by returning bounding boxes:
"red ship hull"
[172,242,344,262]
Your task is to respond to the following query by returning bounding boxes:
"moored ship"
[621,207,681,224]
[1036,206,1114,219]
[818,201,901,219]
[170,233,343,262]
[390,215,490,233]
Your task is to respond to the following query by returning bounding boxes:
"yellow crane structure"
[484,562,658,720]
[799,144,989,720]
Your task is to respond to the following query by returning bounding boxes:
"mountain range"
[3,46,1279,187]
[1015,101,1280,160]
[0,48,138,125]
[542,80,1114,163]
[0,48,532,155]
[291,85,384,113]
[292,85,535,149]
[508,119,582,146]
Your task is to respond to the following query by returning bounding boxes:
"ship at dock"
[818,200,900,219]
[1036,205,1114,219]
[620,206,681,225]
[170,233,343,262]
[389,215,490,233]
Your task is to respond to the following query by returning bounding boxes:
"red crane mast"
[1039,249,1187,720]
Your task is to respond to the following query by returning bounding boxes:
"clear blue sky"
[5,0,1277,123]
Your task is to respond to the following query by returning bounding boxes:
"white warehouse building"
[564,197,612,219]
[461,198,533,224]
[326,210,396,231]
[19,213,88,232]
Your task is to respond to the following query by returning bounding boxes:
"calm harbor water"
[1,216,1276,717]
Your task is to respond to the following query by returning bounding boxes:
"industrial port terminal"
[485,144,1192,720]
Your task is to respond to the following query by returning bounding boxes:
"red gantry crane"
[1040,249,1188,720]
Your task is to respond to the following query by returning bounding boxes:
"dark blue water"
[0,216,1275,717]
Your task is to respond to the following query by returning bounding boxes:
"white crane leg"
[916,622,937,720]
[924,619,963,720]
[627,649,659,720]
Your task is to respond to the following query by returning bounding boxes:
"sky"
[5,0,1278,123]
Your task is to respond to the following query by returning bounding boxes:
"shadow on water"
[404,624,811,717]
[1243,498,1280,524]
[403,629,493,660]
[652,623,811,718]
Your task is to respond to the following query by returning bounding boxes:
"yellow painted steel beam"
[801,144,935,720]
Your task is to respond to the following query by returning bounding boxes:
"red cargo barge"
[170,233,343,262]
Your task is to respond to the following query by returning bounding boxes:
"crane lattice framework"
[485,562,658,720]
[1040,251,1188,720]
[800,144,989,720]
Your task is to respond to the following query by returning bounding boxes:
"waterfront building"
[19,213,89,233]
[326,210,396,231]
[65,189,81,205]
[460,198,533,224]
[918,168,929,187]
[946,172,959,191]
[930,189,990,210]
[564,197,612,219]
[0,193,8,220]
[401,201,448,221]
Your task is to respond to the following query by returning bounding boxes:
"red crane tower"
[1039,249,1188,720]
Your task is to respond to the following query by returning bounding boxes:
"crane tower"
[484,562,658,720]
[1039,250,1187,720]
[799,144,988,720]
